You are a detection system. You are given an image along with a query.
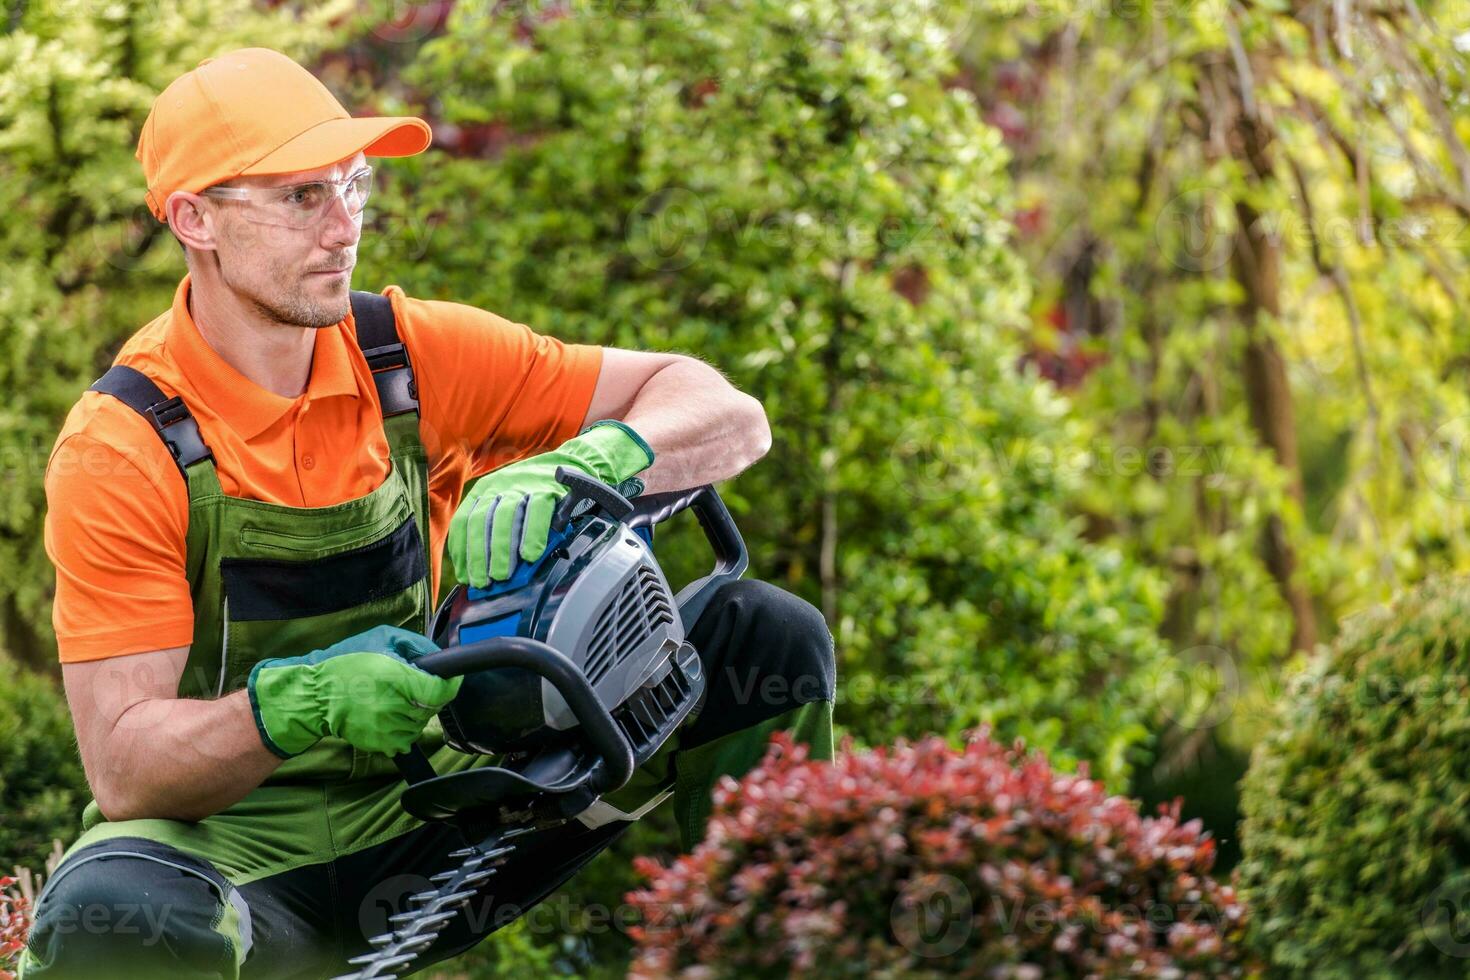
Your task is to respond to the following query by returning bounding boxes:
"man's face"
[203,152,367,329]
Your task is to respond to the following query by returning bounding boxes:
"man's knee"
[687,579,836,742]
[22,842,243,980]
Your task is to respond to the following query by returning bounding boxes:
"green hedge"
[0,656,87,872]
[1239,574,1470,978]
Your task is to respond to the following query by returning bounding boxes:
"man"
[22,48,835,979]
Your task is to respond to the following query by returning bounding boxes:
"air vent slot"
[615,660,695,751]
[584,566,676,686]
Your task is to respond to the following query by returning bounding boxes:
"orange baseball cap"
[136,47,432,222]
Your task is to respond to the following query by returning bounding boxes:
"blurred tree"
[0,0,350,671]
[966,0,1470,775]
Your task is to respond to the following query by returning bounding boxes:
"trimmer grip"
[628,485,749,630]
[550,467,634,530]
[410,636,635,794]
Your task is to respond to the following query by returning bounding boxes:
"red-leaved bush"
[0,876,30,980]
[628,732,1257,978]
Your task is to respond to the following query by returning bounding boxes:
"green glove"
[448,419,655,587]
[246,625,462,758]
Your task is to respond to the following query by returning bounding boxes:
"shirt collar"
[164,274,361,441]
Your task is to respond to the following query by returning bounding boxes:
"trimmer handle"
[626,485,749,629]
[545,471,750,631]
[393,636,635,793]
[549,467,635,530]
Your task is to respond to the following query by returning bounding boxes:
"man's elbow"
[93,776,143,823]
[741,394,772,463]
[93,771,205,824]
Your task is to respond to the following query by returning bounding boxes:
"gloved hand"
[246,625,462,758]
[448,419,655,587]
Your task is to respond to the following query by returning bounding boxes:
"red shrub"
[628,732,1257,978]
[0,876,30,980]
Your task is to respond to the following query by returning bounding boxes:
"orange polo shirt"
[44,275,603,663]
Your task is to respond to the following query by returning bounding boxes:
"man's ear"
[165,191,219,254]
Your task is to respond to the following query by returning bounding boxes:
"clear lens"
[208,168,374,229]
[344,169,373,211]
[280,183,333,213]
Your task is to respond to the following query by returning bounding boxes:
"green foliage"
[968,0,1470,725]
[0,0,349,669]
[420,918,560,979]
[0,654,87,872]
[1239,574,1470,978]
[962,0,1470,862]
[373,0,1169,785]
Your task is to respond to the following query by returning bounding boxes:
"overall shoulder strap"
[349,292,431,631]
[350,290,418,418]
[89,365,213,478]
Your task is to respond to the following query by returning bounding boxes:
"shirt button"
[302,455,316,470]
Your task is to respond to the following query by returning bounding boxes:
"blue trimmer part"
[459,610,520,643]
[464,520,656,602]
[465,523,578,603]
[457,518,655,645]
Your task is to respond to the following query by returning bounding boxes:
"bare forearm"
[623,360,771,494]
[94,690,281,822]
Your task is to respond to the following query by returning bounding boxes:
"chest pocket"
[238,498,406,555]
[215,492,429,692]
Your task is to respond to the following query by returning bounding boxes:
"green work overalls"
[22,291,834,979]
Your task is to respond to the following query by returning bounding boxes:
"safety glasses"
[201,167,373,229]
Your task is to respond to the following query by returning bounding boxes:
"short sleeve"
[45,431,193,663]
[388,289,604,476]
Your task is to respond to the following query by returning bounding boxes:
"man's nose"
[320,193,361,248]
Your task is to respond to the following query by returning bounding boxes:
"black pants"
[22,580,836,979]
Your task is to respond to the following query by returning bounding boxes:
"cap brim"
[240,116,431,177]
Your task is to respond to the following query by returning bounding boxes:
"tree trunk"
[1226,101,1319,656]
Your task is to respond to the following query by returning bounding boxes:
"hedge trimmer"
[333,470,747,979]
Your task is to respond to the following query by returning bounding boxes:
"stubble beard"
[226,259,353,330]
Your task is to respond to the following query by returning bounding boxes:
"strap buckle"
[363,343,419,417]
[146,395,213,467]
